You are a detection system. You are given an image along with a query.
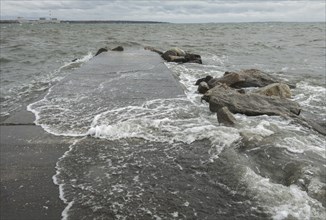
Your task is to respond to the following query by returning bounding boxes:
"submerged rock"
[144,46,163,55]
[208,69,296,89]
[95,47,108,56]
[112,46,124,51]
[95,46,124,57]
[290,115,326,136]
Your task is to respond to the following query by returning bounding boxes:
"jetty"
[0,49,186,219]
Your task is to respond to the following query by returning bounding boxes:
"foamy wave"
[243,168,325,220]
[165,62,224,104]
[293,82,326,115]
[58,52,93,71]
[88,98,240,155]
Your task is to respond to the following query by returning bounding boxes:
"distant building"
[38,17,60,23]
[17,17,29,23]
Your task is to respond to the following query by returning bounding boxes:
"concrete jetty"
[0,49,186,219]
[1,49,267,219]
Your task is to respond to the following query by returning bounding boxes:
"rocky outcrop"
[254,83,292,98]
[207,69,296,89]
[196,68,325,135]
[203,84,301,117]
[145,46,202,64]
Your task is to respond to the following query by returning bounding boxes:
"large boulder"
[161,48,202,64]
[161,48,184,61]
[208,69,296,89]
[254,83,292,98]
[204,84,301,117]
[144,46,202,64]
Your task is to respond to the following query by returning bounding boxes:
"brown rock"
[204,84,301,117]
[208,69,296,89]
[217,107,236,126]
[255,83,292,98]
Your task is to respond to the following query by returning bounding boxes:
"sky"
[0,0,325,23]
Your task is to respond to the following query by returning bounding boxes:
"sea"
[1,22,325,219]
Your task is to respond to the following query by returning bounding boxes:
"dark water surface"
[1,23,325,219]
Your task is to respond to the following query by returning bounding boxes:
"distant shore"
[0,20,168,24]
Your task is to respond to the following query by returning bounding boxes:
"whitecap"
[242,168,325,220]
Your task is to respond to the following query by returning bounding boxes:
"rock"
[184,53,202,64]
[208,69,296,89]
[255,83,292,98]
[112,46,124,51]
[195,76,213,85]
[204,84,301,117]
[95,47,108,56]
[198,82,210,94]
[168,55,187,63]
[161,50,178,62]
[161,48,202,64]
[170,47,186,56]
[217,107,236,126]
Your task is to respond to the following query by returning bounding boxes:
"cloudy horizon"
[1,0,325,23]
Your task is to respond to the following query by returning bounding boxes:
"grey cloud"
[0,0,325,22]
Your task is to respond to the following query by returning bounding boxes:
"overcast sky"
[1,0,325,23]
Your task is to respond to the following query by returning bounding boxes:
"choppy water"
[1,22,325,219]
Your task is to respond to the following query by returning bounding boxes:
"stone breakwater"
[195,68,325,136]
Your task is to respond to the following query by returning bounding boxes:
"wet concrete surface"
[0,111,74,220]
[0,49,186,219]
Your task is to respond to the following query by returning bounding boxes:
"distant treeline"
[61,20,167,24]
[0,20,19,23]
[0,20,167,24]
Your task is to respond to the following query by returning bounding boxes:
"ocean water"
[1,22,325,219]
